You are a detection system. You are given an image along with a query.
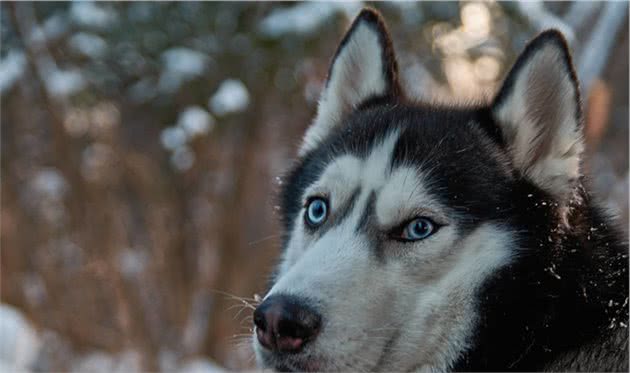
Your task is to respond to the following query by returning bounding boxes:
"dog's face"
[253,9,582,372]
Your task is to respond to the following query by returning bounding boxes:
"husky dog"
[252,8,628,372]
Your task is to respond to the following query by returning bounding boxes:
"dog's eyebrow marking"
[355,190,377,233]
[335,187,361,225]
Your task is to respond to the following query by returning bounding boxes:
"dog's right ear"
[491,30,583,202]
[299,8,401,156]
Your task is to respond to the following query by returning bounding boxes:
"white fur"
[279,132,400,275]
[493,43,583,200]
[278,155,362,275]
[376,166,449,228]
[300,21,390,156]
[386,224,515,371]
[255,132,515,371]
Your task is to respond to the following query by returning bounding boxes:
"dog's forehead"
[304,129,449,228]
[308,130,399,193]
[281,104,513,234]
[337,105,507,182]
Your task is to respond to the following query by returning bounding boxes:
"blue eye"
[305,198,328,227]
[401,218,436,241]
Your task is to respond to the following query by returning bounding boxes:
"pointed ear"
[491,30,583,201]
[299,8,401,155]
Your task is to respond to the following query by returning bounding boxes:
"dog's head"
[253,8,582,371]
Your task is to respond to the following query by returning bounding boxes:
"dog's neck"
[452,183,628,371]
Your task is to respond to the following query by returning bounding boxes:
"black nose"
[253,294,321,353]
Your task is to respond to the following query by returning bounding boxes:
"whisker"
[248,234,281,246]
[209,289,260,302]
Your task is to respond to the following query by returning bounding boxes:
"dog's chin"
[256,347,327,372]
[259,355,325,372]
[273,360,323,372]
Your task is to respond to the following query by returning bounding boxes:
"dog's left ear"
[491,30,583,201]
[299,8,401,155]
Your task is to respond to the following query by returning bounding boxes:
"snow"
[29,12,69,44]
[161,48,208,77]
[25,168,69,225]
[179,358,225,373]
[160,126,188,151]
[69,32,108,58]
[70,1,116,29]
[178,106,215,137]
[158,349,178,372]
[44,69,86,97]
[31,168,68,201]
[72,349,142,373]
[0,304,41,372]
[208,79,250,116]
[117,249,148,278]
[259,2,362,38]
[171,146,195,172]
[0,50,26,94]
[8,327,183,373]
[160,106,213,171]
[159,48,209,93]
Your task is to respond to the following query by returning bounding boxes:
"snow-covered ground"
[0,304,226,372]
[0,304,41,372]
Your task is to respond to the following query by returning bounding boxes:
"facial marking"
[334,187,362,226]
[301,131,402,233]
[375,166,448,229]
[304,155,362,205]
[278,133,401,274]
[263,126,516,372]
[384,224,515,371]
[355,191,376,234]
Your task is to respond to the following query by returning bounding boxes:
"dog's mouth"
[256,329,398,372]
[259,343,389,372]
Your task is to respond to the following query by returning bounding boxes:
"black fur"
[452,182,629,371]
